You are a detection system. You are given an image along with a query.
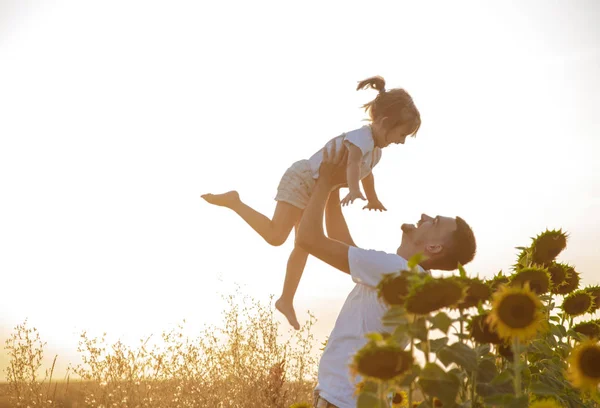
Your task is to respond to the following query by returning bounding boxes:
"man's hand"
[363,199,387,212]
[319,143,348,188]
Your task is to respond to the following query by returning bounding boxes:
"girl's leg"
[275,242,309,331]
[201,191,301,246]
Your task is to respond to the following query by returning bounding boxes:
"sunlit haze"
[1,0,599,377]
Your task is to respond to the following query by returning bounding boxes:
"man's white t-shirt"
[315,246,425,408]
[307,125,382,181]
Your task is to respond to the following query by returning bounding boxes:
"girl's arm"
[361,172,378,202]
[345,143,362,194]
[340,143,366,206]
[361,172,387,211]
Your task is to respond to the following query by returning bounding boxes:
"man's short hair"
[433,216,477,271]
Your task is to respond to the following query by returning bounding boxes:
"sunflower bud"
[553,265,580,295]
[530,229,568,265]
[351,340,413,382]
[509,267,551,295]
[562,290,594,317]
[404,278,465,315]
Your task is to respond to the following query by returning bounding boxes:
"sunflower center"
[579,346,600,378]
[497,293,536,329]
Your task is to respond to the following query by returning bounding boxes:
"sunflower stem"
[512,337,521,397]
[378,381,388,408]
[424,323,431,364]
[459,309,465,344]
[470,370,477,405]
[559,312,566,344]
[567,316,574,346]
[408,338,414,408]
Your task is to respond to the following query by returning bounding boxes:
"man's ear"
[425,244,443,255]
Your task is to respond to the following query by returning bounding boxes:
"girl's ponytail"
[357,76,386,94]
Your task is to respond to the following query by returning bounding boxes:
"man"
[296,145,477,408]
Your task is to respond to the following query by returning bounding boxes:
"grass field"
[1,290,320,408]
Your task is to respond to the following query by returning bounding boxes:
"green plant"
[355,229,600,407]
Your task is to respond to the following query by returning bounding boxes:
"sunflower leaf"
[550,324,567,338]
[429,312,453,334]
[476,358,498,383]
[457,263,467,278]
[476,381,513,397]
[356,391,380,408]
[431,337,450,352]
[529,379,558,396]
[398,364,421,386]
[408,252,426,269]
[490,370,513,385]
[382,306,409,327]
[437,342,478,372]
[483,394,528,408]
[409,318,428,342]
[364,332,385,343]
[417,363,460,406]
[476,343,491,357]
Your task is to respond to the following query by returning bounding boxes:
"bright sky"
[1,0,599,378]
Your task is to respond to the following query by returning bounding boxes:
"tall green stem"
[459,309,465,344]
[408,338,414,408]
[378,381,388,408]
[512,337,521,397]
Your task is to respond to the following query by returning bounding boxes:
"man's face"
[399,214,458,255]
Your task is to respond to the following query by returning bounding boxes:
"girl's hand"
[363,200,387,212]
[341,190,366,206]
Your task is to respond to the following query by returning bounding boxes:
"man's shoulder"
[348,246,408,268]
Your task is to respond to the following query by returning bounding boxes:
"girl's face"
[373,117,415,147]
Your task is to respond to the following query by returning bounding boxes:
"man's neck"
[396,244,416,261]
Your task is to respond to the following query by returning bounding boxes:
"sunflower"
[404,277,465,315]
[530,229,568,265]
[562,290,594,317]
[351,340,413,382]
[567,340,600,391]
[486,284,546,343]
[546,262,567,291]
[392,390,408,407]
[572,321,600,340]
[585,285,600,311]
[529,398,562,408]
[378,271,415,306]
[452,277,492,309]
[469,313,502,344]
[553,265,580,295]
[509,267,551,294]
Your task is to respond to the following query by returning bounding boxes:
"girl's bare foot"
[275,298,300,330]
[200,191,240,208]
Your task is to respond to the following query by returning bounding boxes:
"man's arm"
[325,188,356,247]
[296,150,351,274]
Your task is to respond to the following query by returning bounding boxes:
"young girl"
[201,76,421,330]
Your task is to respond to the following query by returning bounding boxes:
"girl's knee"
[267,231,289,247]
